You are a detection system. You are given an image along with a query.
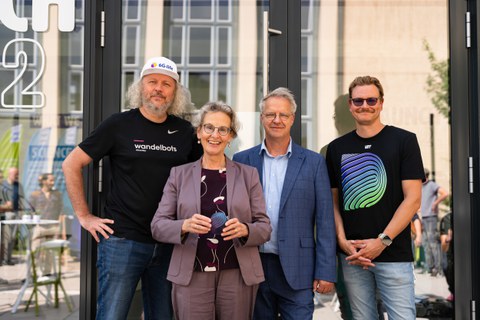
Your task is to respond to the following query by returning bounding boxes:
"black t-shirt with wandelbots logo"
[79,108,203,243]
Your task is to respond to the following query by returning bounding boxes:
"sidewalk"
[0,253,80,319]
[0,257,450,319]
[313,267,451,319]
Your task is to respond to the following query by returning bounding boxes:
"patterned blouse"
[194,168,239,272]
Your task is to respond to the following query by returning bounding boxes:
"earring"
[227,142,231,148]
[197,140,201,144]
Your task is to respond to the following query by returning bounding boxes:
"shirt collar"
[260,138,292,158]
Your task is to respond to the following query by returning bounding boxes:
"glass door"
[300,0,453,318]
[0,0,83,316]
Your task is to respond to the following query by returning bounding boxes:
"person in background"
[62,57,202,320]
[234,87,336,320]
[420,168,449,277]
[28,173,65,274]
[151,101,271,320]
[0,170,11,274]
[0,170,9,213]
[29,173,64,245]
[326,76,424,319]
[439,211,453,301]
[1,167,25,265]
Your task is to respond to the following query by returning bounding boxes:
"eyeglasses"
[202,123,231,136]
[350,97,380,107]
[262,112,292,121]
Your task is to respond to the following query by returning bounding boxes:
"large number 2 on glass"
[1,38,46,109]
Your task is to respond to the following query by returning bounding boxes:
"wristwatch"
[378,233,393,246]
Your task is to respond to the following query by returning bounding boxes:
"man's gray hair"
[259,87,297,114]
[126,79,194,116]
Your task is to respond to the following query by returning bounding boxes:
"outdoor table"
[1,219,59,313]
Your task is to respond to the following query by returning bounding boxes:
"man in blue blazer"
[233,87,336,319]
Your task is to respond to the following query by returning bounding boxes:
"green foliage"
[423,39,450,119]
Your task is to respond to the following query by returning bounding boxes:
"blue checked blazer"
[233,142,336,289]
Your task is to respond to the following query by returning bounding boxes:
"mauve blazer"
[151,157,271,286]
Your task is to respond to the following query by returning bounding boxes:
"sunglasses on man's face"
[350,97,380,107]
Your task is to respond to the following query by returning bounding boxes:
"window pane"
[188,28,211,64]
[170,26,183,63]
[126,0,140,20]
[190,0,212,20]
[170,0,184,20]
[218,0,230,21]
[124,27,139,64]
[217,71,228,102]
[69,72,82,111]
[188,71,210,107]
[218,28,229,65]
[70,26,83,66]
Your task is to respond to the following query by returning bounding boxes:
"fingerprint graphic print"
[341,153,387,211]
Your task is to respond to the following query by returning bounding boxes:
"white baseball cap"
[140,57,179,82]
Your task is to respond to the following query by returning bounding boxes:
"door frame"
[450,0,477,319]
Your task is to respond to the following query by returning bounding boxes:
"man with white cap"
[63,57,202,320]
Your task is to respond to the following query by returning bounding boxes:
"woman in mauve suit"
[151,101,271,320]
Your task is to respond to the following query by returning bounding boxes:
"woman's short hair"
[192,101,240,138]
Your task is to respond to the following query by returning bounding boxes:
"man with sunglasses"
[62,57,202,320]
[233,87,336,319]
[326,76,424,319]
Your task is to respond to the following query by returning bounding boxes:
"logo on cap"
[141,57,179,82]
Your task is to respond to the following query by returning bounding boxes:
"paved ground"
[0,252,451,319]
[313,267,451,319]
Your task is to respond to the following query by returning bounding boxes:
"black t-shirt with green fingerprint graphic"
[326,125,424,262]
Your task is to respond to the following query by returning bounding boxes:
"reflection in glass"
[0,0,83,316]
[69,72,82,112]
[70,26,83,66]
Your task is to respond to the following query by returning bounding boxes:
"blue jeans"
[339,254,415,320]
[96,236,173,320]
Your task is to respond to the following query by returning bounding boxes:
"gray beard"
[143,100,170,117]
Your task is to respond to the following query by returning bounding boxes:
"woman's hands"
[182,213,211,235]
[181,215,248,241]
[221,218,248,241]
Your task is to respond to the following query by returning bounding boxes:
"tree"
[423,39,450,119]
